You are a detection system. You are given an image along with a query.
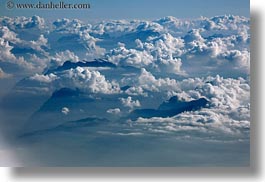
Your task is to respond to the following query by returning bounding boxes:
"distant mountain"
[19,92,210,139]
[129,96,208,120]
[120,85,131,91]
[30,87,89,112]
[158,96,208,111]
[45,59,116,74]
[25,87,123,132]
[20,117,110,138]
[25,88,94,132]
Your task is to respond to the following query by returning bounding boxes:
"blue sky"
[0,0,249,21]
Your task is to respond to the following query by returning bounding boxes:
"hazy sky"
[0,0,249,21]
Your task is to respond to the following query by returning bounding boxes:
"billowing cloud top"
[0,15,249,76]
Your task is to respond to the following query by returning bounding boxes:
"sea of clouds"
[0,15,250,144]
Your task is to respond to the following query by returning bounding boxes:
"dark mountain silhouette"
[45,59,116,74]
[20,117,110,138]
[25,88,94,132]
[129,96,209,120]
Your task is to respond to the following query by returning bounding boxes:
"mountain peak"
[51,88,81,98]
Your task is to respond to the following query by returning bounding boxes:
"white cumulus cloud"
[61,107,70,115]
[107,108,121,115]
[120,96,141,109]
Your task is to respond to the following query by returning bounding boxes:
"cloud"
[0,15,250,78]
[155,16,195,36]
[48,50,80,70]
[91,19,163,38]
[61,107,70,115]
[0,21,48,54]
[52,18,84,33]
[184,29,205,43]
[0,38,35,71]
[107,108,121,115]
[135,106,249,141]
[125,86,147,97]
[59,67,120,94]
[0,68,12,79]
[182,30,250,76]
[0,30,49,74]
[218,50,250,73]
[202,15,249,33]
[138,68,178,91]
[28,34,48,53]
[0,15,45,30]
[106,43,154,67]
[176,75,250,108]
[120,96,141,109]
[0,38,17,61]
[51,18,105,59]
[29,73,58,83]
[0,26,21,43]
[28,66,120,94]
[106,33,185,75]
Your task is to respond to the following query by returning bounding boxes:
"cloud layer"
[0,15,250,142]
